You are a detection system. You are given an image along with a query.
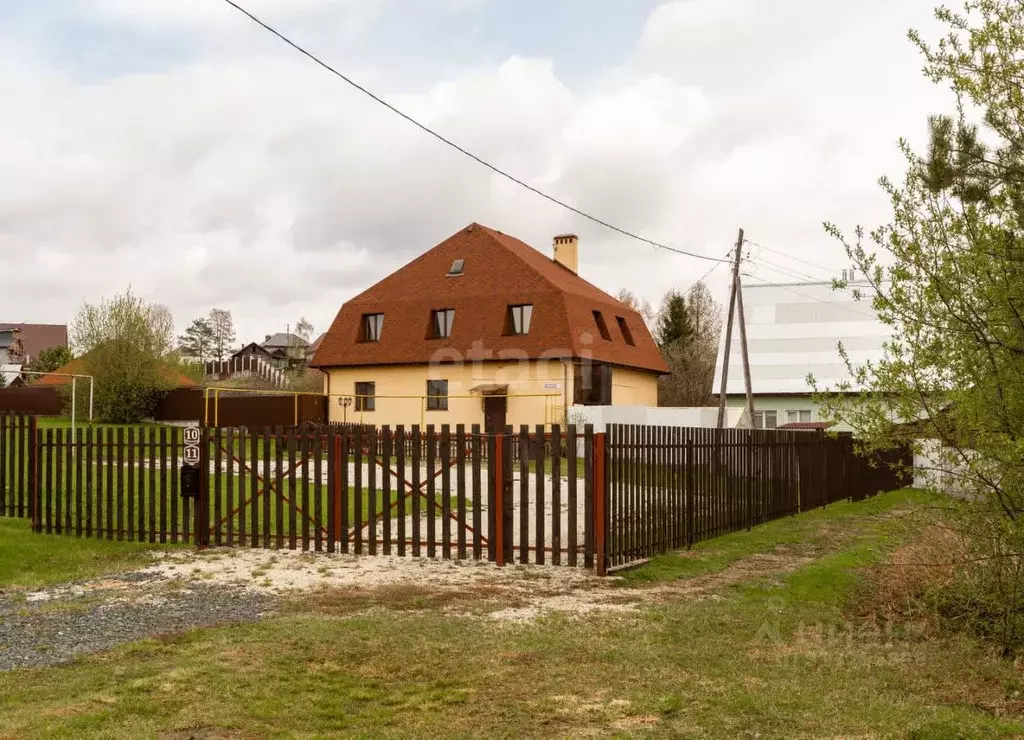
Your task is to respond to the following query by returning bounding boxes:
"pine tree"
[178,318,215,362]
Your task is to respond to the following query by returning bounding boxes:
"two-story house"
[310,223,668,432]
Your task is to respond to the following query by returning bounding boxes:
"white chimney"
[553,234,579,274]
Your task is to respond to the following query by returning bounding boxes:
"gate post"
[594,431,607,576]
[195,425,210,547]
[332,433,342,546]
[28,415,40,532]
[493,430,505,566]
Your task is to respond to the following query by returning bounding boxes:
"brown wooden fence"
[154,389,328,428]
[2,419,910,574]
[0,387,62,416]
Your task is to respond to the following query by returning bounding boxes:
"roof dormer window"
[616,316,635,346]
[506,304,533,335]
[430,308,455,339]
[592,310,612,341]
[361,313,384,342]
[447,259,465,277]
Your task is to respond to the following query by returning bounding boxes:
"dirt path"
[0,545,815,671]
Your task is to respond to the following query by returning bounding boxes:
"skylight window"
[447,259,465,276]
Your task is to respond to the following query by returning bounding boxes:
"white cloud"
[0,0,953,343]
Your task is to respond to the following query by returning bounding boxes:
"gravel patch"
[0,573,276,671]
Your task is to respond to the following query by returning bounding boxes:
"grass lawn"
[0,518,161,591]
[1,488,1022,737]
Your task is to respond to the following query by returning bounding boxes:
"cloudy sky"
[2,0,950,344]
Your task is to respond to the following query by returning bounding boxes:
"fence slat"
[381,426,391,556]
[518,426,529,564]
[275,427,284,550]
[301,428,310,552]
[288,429,298,551]
[471,424,482,560]
[263,428,272,549]
[426,424,436,559]
[411,425,421,558]
[395,425,406,557]
[455,424,466,560]
[567,424,578,567]
[353,426,363,555]
[551,424,562,566]
[441,424,451,560]
[534,424,545,565]
[367,426,377,556]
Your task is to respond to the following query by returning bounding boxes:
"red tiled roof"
[0,323,68,361]
[35,356,198,389]
[311,223,668,373]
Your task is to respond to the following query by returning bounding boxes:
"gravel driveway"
[0,572,277,671]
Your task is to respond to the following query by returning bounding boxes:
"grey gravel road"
[0,572,276,671]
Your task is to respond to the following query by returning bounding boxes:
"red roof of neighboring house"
[779,421,834,431]
[311,223,668,373]
[0,324,68,361]
[35,357,198,388]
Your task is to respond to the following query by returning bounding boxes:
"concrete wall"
[323,362,659,428]
[569,405,750,429]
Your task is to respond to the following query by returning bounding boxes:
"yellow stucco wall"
[324,361,569,428]
[611,366,660,407]
[322,362,659,428]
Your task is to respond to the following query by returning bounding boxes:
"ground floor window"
[426,379,448,411]
[786,409,812,424]
[753,410,778,429]
[355,381,375,411]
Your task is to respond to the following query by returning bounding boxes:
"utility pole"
[736,250,756,426]
[717,228,755,428]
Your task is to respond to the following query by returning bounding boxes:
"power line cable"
[741,271,877,319]
[676,253,732,298]
[747,256,827,284]
[220,0,731,264]
[743,238,838,275]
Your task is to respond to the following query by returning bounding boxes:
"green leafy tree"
[817,0,1024,651]
[27,345,73,376]
[71,289,177,423]
[209,309,236,362]
[178,318,215,362]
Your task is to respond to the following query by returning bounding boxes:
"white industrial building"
[713,278,891,431]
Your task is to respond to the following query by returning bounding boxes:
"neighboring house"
[713,276,890,432]
[261,333,309,369]
[204,342,287,388]
[231,342,275,364]
[305,333,326,365]
[0,323,68,365]
[0,329,24,367]
[311,222,668,432]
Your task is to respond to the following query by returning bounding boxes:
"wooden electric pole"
[717,228,755,428]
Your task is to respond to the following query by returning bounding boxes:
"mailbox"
[180,464,201,498]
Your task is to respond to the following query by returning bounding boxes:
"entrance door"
[484,395,507,435]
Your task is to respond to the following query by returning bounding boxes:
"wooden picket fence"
[1,414,911,574]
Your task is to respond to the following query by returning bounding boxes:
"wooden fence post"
[595,431,607,576]
[195,425,209,547]
[686,437,695,550]
[493,430,505,567]
[28,415,39,532]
